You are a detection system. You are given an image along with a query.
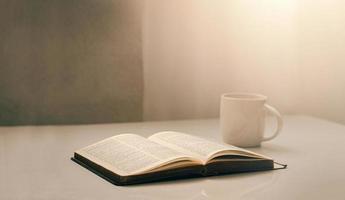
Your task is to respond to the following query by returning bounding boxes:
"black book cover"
[72,153,275,186]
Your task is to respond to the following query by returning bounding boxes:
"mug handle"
[262,104,283,142]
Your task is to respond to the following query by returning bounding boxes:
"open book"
[72,131,283,185]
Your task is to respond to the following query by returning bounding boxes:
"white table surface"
[1,115,345,200]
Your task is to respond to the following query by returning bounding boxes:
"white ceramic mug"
[220,93,283,147]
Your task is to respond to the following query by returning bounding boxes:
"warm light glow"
[144,0,345,124]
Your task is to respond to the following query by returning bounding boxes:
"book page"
[76,134,196,176]
[149,131,269,164]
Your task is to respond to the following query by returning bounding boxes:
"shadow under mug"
[220,93,283,147]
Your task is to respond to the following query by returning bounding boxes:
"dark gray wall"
[0,0,143,125]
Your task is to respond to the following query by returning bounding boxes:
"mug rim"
[222,92,267,101]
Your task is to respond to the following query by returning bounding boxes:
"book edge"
[72,153,276,186]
